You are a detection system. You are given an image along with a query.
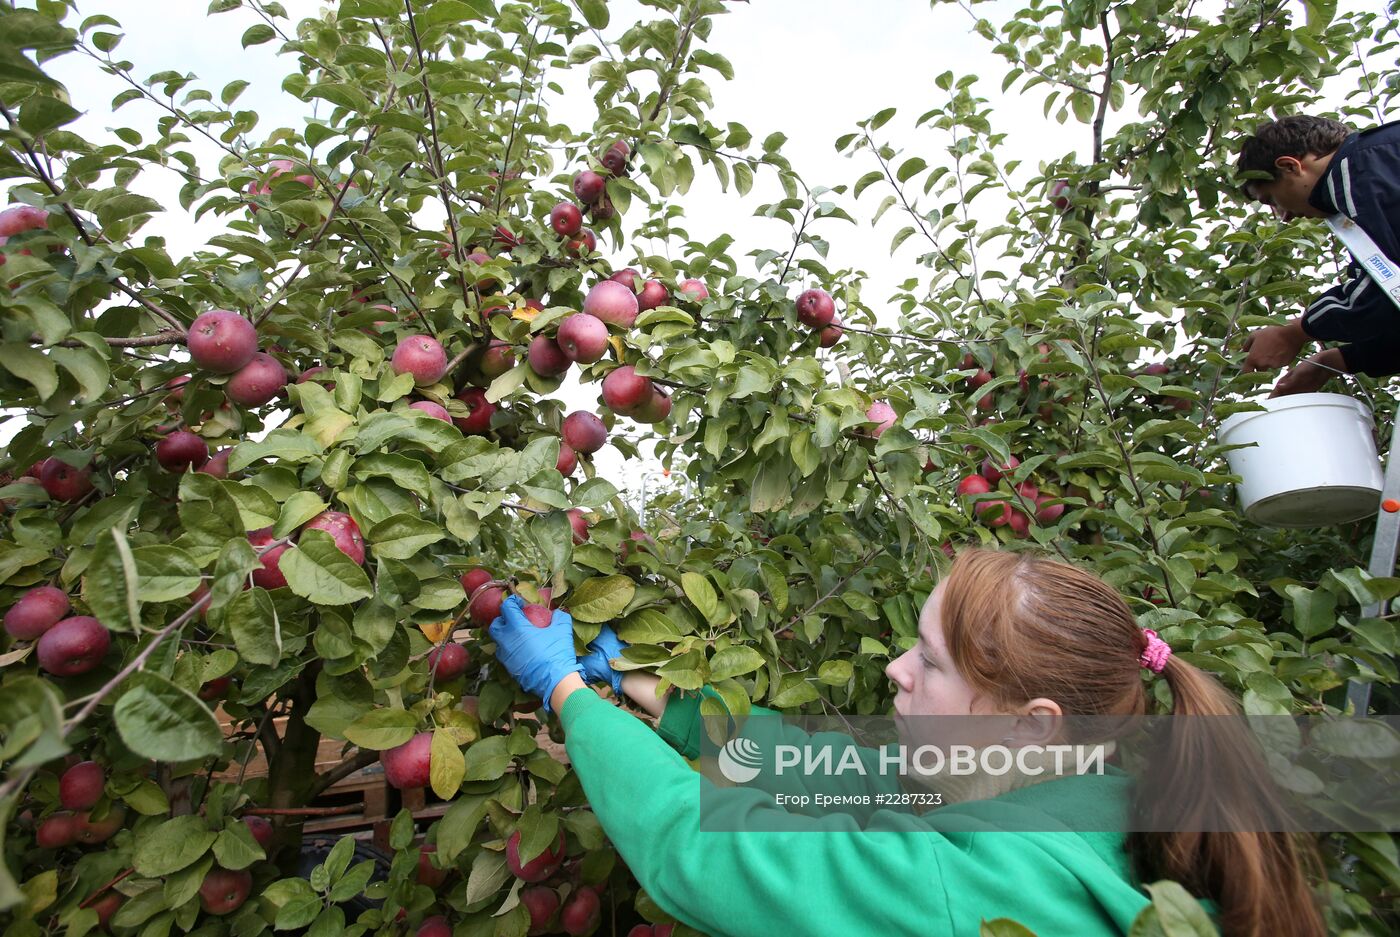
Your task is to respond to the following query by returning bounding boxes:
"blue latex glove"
[488,595,584,715]
[579,624,629,697]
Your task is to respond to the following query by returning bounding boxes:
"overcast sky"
[5,0,1368,509]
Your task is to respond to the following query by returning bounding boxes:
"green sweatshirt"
[559,686,1208,937]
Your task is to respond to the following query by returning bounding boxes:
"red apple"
[677,279,708,302]
[866,401,897,437]
[601,140,630,176]
[198,867,252,915]
[165,375,191,409]
[573,171,606,204]
[392,335,449,386]
[566,509,591,545]
[37,616,110,676]
[967,369,993,390]
[1035,497,1065,524]
[589,195,615,222]
[556,313,609,364]
[248,527,290,589]
[522,604,553,627]
[637,279,669,311]
[795,288,835,328]
[59,761,105,811]
[72,806,124,844]
[382,731,432,790]
[410,400,451,422]
[296,366,331,385]
[601,365,654,414]
[1050,180,1072,212]
[88,891,123,930]
[522,886,561,936]
[506,829,566,882]
[36,812,77,848]
[198,675,232,702]
[454,387,497,435]
[978,499,1013,527]
[494,225,520,251]
[4,585,70,640]
[980,455,1020,483]
[550,202,583,237]
[155,430,209,472]
[956,474,992,497]
[819,318,843,348]
[609,268,640,291]
[417,843,449,887]
[565,228,597,256]
[460,568,492,596]
[39,459,94,502]
[417,915,451,937]
[556,442,577,476]
[480,340,516,379]
[562,412,607,454]
[0,204,49,236]
[560,888,601,936]
[469,586,504,627]
[243,815,274,850]
[188,311,258,374]
[226,353,288,407]
[631,388,672,424]
[583,280,639,329]
[528,335,572,377]
[302,511,365,565]
[428,643,470,681]
[199,448,232,478]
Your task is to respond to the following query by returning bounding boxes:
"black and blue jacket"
[1301,120,1400,375]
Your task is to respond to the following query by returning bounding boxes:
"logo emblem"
[717,737,763,783]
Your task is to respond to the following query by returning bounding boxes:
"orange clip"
[1383,499,1400,514]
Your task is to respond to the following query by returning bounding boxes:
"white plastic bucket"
[1217,392,1383,528]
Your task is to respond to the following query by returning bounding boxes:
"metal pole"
[1348,410,1400,715]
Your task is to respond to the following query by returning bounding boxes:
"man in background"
[1238,115,1400,396]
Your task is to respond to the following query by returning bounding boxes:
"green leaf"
[0,343,59,399]
[681,571,724,626]
[576,0,609,28]
[212,821,265,870]
[1285,584,1336,639]
[897,156,927,183]
[18,95,80,136]
[274,492,329,538]
[461,735,512,781]
[133,815,217,877]
[436,793,489,863]
[709,646,764,681]
[366,514,445,559]
[132,545,201,602]
[1142,880,1220,936]
[568,576,636,623]
[226,587,282,665]
[114,673,222,762]
[241,23,275,46]
[279,530,373,605]
[343,709,417,751]
[769,672,819,708]
[571,477,618,508]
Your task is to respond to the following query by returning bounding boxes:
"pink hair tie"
[1139,628,1172,674]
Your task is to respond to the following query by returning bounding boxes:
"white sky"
[6,0,1366,511]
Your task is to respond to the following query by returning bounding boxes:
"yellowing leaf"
[420,619,455,643]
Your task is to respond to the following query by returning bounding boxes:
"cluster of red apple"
[247,510,365,589]
[795,287,844,348]
[956,455,1066,536]
[5,585,110,677]
[548,139,632,255]
[186,310,289,409]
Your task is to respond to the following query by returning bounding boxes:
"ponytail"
[1125,657,1328,937]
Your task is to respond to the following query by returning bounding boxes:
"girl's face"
[886,582,991,718]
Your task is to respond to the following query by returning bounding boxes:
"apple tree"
[0,0,1396,936]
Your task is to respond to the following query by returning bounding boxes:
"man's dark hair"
[1237,115,1351,192]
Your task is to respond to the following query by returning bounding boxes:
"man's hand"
[579,624,629,697]
[488,595,584,715]
[1242,317,1311,373]
[1270,347,1347,398]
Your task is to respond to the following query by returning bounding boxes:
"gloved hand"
[579,624,629,697]
[488,595,584,715]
